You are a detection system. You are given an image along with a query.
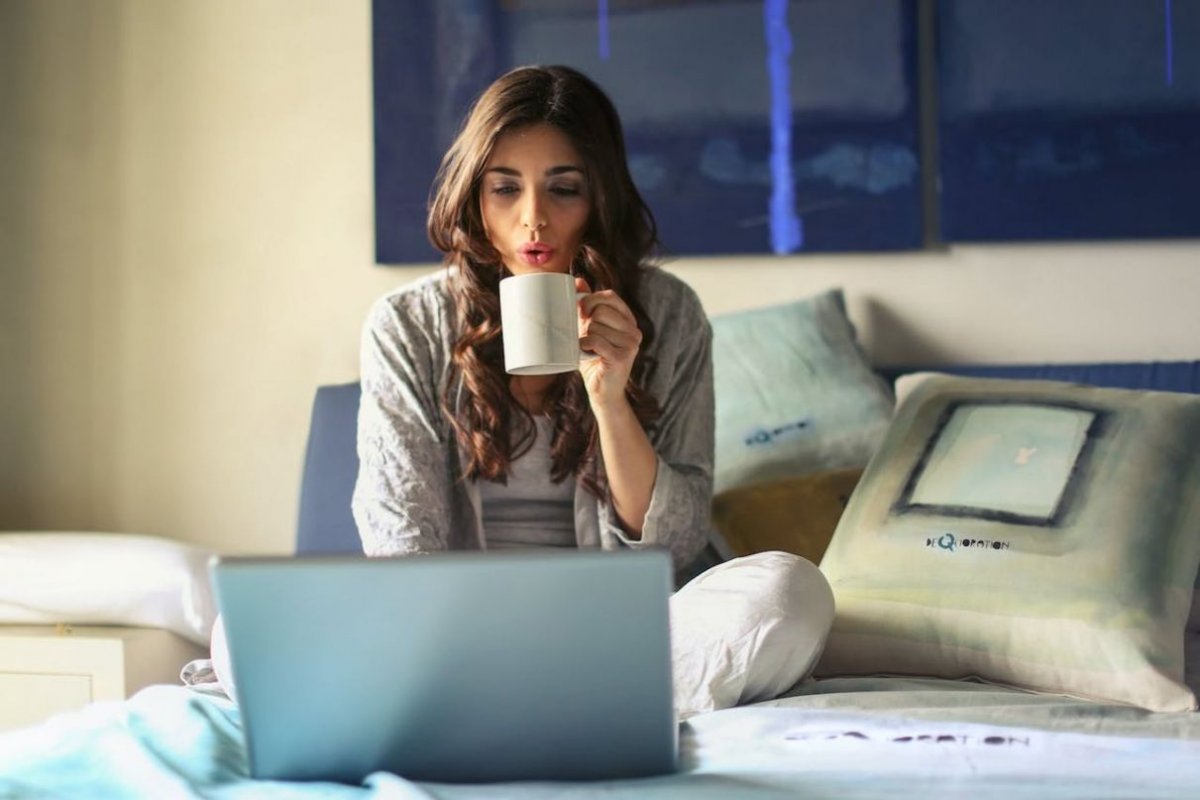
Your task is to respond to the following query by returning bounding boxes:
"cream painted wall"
[2,1,1197,555]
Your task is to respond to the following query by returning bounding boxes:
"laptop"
[209,550,677,784]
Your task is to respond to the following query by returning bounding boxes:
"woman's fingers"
[575,286,641,397]
[580,334,637,367]
[575,288,641,361]
[580,290,636,327]
[584,303,639,337]
[581,299,638,357]
[581,321,641,359]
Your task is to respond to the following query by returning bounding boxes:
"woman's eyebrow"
[484,165,585,177]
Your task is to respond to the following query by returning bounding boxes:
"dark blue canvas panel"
[372,0,923,263]
[937,0,1200,242]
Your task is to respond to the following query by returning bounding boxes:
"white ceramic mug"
[499,272,588,375]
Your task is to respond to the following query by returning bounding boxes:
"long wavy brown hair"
[427,64,661,492]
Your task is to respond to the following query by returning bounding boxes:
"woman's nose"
[521,193,547,231]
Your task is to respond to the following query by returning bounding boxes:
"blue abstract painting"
[372,0,924,264]
[937,0,1200,242]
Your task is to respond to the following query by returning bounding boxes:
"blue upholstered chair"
[295,382,363,555]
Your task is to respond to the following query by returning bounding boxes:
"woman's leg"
[670,550,834,720]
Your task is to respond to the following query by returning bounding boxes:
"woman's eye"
[491,185,519,196]
[550,184,582,197]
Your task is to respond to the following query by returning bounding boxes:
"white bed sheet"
[3,677,1200,799]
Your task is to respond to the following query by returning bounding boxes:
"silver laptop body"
[210,550,677,784]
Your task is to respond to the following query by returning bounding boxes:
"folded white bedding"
[0,532,217,645]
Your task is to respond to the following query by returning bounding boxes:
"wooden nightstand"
[0,625,207,732]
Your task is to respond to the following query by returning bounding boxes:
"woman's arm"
[579,273,715,568]
[352,287,456,556]
[592,398,657,538]
[576,279,657,535]
[629,304,714,568]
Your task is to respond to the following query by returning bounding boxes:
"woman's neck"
[511,375,555,414]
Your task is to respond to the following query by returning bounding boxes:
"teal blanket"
[5,680,1200,799]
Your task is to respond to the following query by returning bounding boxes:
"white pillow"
[0,532,217,645]
[670,552,834,720]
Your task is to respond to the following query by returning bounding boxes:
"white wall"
[683,245,1200,365]
[2,1,1197,556]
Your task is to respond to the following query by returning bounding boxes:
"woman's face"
[479,123,591,276]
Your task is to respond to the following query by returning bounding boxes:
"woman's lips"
[518,244,555,266]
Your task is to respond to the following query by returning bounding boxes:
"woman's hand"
[574,276,642,410]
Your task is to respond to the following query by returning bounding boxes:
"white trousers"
[211,550,834,722]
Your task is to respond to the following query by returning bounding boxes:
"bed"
[5,673,1200,798]
[3,289,1200,799]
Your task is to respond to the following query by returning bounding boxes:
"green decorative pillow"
[817,373,1200,712]
[710,289,893,495]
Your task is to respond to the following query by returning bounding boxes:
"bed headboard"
[296,361,1200,556]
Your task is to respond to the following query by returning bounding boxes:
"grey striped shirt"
[479,416,576,549]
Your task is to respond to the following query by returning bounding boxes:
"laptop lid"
[210,550,677,784]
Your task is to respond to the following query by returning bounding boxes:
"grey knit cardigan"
[351,266,715,573]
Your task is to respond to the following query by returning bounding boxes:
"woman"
[212,66,832,720]
[352,65,712,571]
[351,65,833,719]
